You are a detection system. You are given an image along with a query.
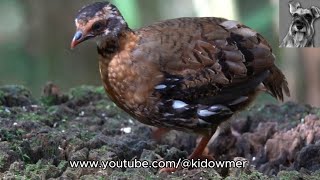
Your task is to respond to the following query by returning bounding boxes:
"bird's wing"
[142,18,288,126]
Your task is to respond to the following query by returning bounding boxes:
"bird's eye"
[92,22,104,31]
[293,13,299,18]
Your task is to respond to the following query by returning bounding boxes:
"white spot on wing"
[172,100,188,109]
[155,84,167,90]
[163,113,174,117]
[208,106,220,111]
[198,110,216,117]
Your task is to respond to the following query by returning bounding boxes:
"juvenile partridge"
[71,1,290,171]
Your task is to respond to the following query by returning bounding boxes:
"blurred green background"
[0,0,318,106]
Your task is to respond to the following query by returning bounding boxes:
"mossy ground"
[0,85,320,179]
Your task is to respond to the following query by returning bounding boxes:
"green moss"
[69,85,105,99]
[40,95,58,106]
[277,170,320,180]
[236,170,270,180]
[28,134,59,160]
[46,106,69,123]
[109,170,157,180]
[95,145,113,154]
[79,131,96,141]
[80,175,107,180]
[0,85,31,97]
[0,154,5,169]
[17,112,42,121]
[0,107,12,118]
[0,90,5,104]
[94,99,115,110]
[40,91,69,106]
[8,140,32,164]
[16,111,54,125]
[57,160,68,170]
[93,99,121,118]
[277,171,302,180]
[24,160,60,179]
[0,85,35,106]
[17,146,31,163]
[311,170,320,177]
[46,106,58,113]
[0,128,24,142]
[95,86,106,95]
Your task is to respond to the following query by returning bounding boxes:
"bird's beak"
[71,31,85,49]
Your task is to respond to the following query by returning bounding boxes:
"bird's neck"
[97,28,137,59]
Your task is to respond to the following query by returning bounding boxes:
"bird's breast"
[98,33,164,119]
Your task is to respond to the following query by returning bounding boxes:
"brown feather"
[263,65,290,101]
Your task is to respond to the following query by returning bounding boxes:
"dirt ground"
[0,84,320,179]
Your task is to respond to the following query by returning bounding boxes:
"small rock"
[88,146,117,161]
[294,144,320,171]
[70,148,89,161]
[0,85,34,107]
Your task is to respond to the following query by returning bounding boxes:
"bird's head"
[71,1,127,49]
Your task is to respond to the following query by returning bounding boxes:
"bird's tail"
[263,65,290,101]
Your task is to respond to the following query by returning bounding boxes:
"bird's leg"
[188,134,214,160]
[152,127,170,142]
[159,134,214,173]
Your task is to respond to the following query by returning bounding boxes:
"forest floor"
[0,84,320,180]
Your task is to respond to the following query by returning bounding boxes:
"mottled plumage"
[71,1,290,172]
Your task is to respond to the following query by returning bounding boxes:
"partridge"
[71,1,290,171]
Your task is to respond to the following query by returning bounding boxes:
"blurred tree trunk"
[22,0,101,93]
[281,49,300,102]
[301,49,320,106]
